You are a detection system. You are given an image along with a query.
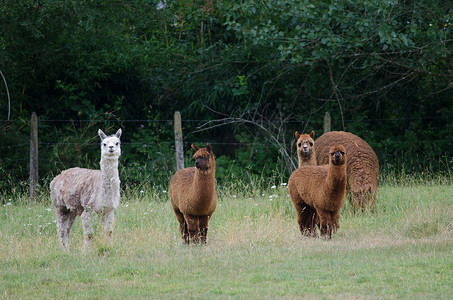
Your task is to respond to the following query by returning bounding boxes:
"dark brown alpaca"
[169,143,217,244]
[288,145,347,239]
[315,131,379,210]
[295,130,316,167]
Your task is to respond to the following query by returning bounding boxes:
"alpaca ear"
[310,131,315,139]
[191,144,199,151]
[115,128,122,139]
[295,131,300,139]
[98,129,107,140]
[206,143,212,153]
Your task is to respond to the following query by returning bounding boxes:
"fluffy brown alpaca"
[315,131,379,210]
[169,143,217,244]
[295,130,316,167]
[288,145,347,239]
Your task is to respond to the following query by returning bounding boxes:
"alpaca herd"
[50,127,379,250]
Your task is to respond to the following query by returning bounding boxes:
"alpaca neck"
[99,157,120,207]
[193,168,215,198]
[298,153,316,168]
[326,164,346,193]
[100,157,119,181]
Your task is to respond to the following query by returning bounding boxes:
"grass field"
[1,178,452,299]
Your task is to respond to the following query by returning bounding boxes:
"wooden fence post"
[30,112,39,202]
[174,111,184,170]
[323,111,331,133]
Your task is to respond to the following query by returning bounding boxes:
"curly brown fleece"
[288,145,347,239]
[315,131,379,210]
[169,143,217,244]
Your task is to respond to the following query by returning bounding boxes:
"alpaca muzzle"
[195,158,208,170]
[334,152,341,164]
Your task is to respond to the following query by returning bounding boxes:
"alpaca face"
[295,131,315,158]
[99,129,122,159]
[191,143,214,172]
[329,145,346,166]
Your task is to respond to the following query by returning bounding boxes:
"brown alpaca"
[169,143,217,244]
[315,131,379,210]
[295,130,316,167]
[288,145,347,239]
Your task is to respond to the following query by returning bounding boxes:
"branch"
[326,60,345,130]
[190,108,298,173]
[0,70,11,120]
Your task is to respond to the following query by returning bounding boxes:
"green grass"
[0,180,452,299]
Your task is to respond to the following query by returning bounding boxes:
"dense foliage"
[0,0,451,195]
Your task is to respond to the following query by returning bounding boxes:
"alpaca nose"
[334,152,341,162]
[109,145,114,151]
[303,145,308,152]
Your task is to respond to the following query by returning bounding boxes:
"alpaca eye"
[116,142,119,146]
[298,143,301,147]
[309,142,313,146]
[103,143,107,147]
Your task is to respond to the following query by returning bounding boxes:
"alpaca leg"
[185,214,200,244]
[295,203,317,237]
[317,209,333,239]
[294,203,308,235]
[81,209,94,249]
[173,209,189,244]
[199,215,210,244]
[55,209,68,251]
[65,212,77,249]
[306,206,319,237]
[55,207,76,251]
[102,209,115,237]
[331,210,341,233]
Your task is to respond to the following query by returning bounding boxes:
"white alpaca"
[50,129,122,251]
